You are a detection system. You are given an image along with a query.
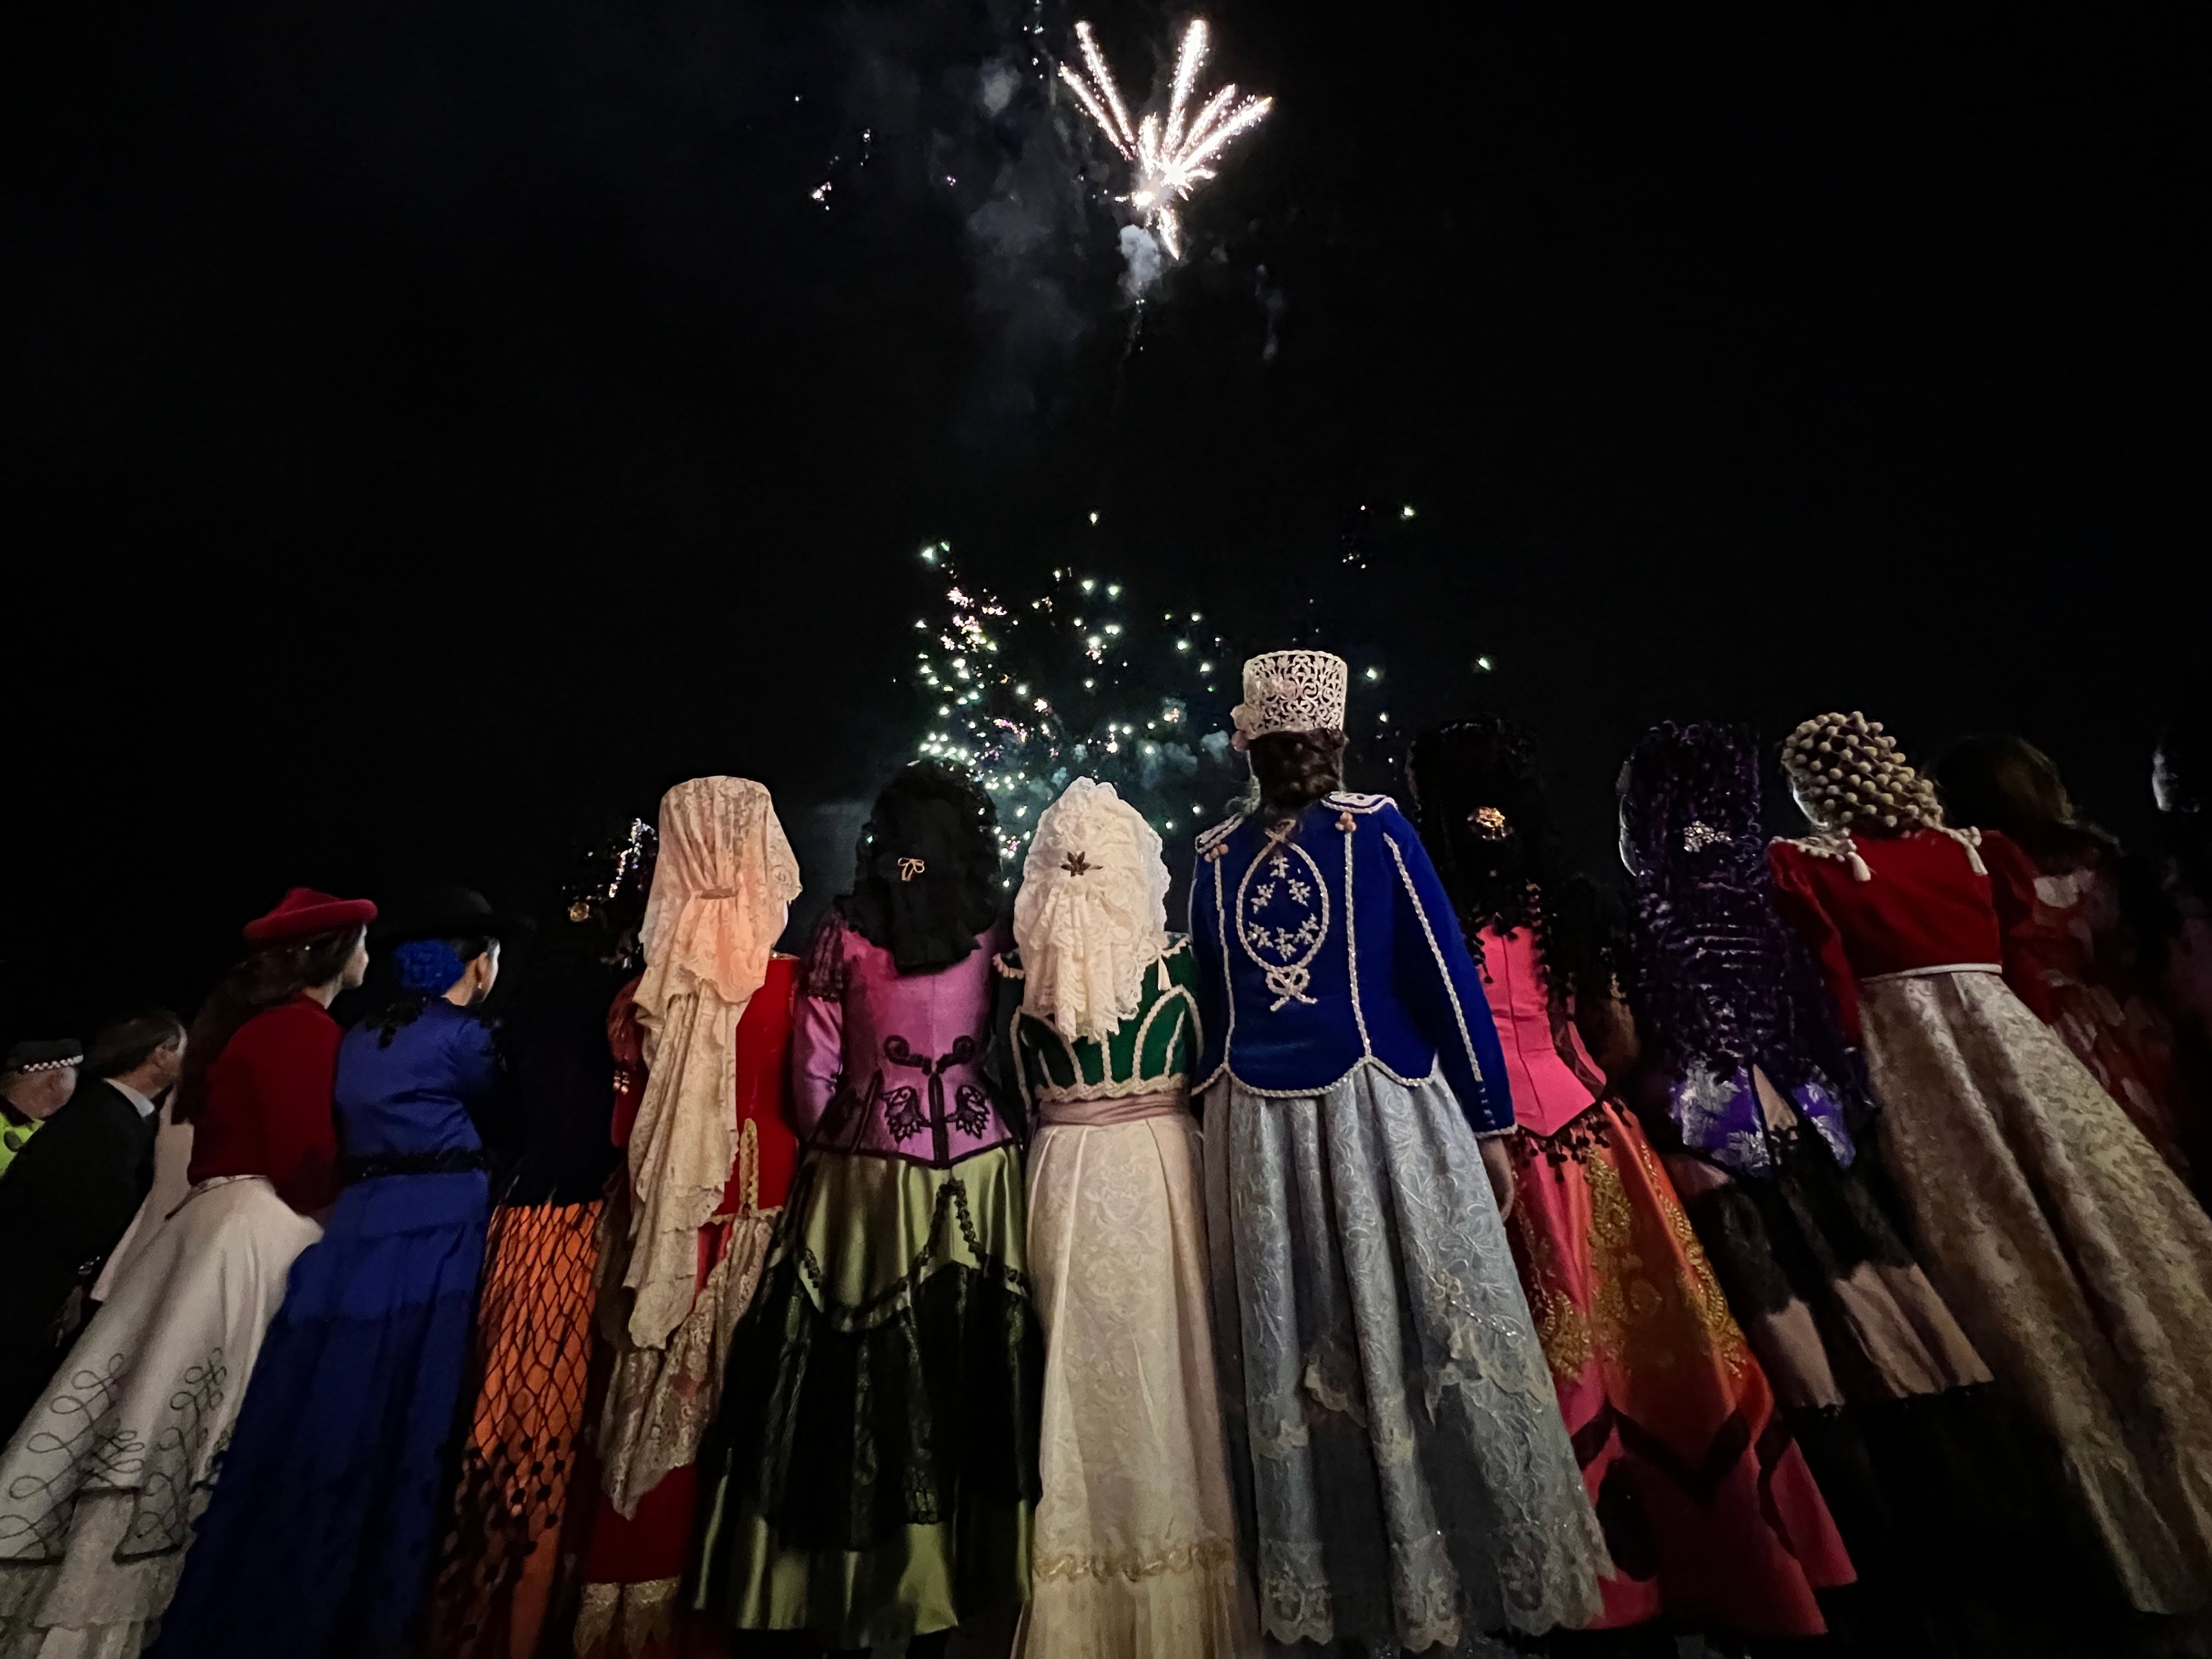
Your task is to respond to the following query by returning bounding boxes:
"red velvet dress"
[1480,926,1853,1638]
[1771,828,2212,1614]
[574,957,800,1659]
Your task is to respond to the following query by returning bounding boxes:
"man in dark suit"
[0,1009,184,1432]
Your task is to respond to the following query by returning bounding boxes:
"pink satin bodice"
[1472,924,1604,1138]
[791,912,1015,1165]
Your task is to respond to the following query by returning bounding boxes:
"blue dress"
[150,998,501,1659]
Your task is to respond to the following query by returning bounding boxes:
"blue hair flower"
[392,939,467,996]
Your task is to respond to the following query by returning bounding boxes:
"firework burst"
[1059,18,1272,259]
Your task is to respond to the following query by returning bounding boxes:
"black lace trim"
[1513,1101,1618,1169]
[707,1248,1043,1554]
[341,1148,490,1182]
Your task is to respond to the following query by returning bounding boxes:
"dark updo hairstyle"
[1406,715,1611,1006]
[836,759,1005,974]
[1249,729,1348,821]
[174,924,366,1122]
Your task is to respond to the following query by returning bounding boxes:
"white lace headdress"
[1231,649,1348,742]
[1013,778,1170,1043]
[624,776,801,1350]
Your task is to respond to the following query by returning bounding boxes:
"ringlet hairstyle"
[1778,710,1944,834]
[1248,729,1347,819]
[174,923,367,1122]
[1406,715,1612,1006]
[84,1009,187,1081]
[837,759,1004,974]
[1618,723,1860,1099]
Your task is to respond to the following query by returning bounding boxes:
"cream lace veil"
[1013,778,1169,1043]
[623,775,800,1348]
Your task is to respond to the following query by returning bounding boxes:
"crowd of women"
[2,646,2209,1659]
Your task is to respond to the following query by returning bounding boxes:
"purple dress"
[695,913,1042,1649]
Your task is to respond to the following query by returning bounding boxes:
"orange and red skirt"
[1504,1103,1854,1638]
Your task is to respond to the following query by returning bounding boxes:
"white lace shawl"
[624,776,800,1350]
[1013,779,1170,1045]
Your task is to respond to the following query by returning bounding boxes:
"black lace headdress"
[838,761,1004,974]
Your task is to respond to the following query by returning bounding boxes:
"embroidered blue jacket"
[1189,792,1514,1134]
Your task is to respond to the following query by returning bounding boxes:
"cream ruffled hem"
[1018,1539,1261,1659]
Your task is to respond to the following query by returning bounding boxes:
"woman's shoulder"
[232,996,339,1055]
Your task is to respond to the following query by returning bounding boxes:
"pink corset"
[1474,925,1605,1138]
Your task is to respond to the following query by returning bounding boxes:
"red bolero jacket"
[1769,826,2057,1044]
[185,995,343,1214]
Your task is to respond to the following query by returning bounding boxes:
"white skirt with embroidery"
[1202,1066,1609,1654]
[1015,1111,1262,1659]
[0,1176,319,1658]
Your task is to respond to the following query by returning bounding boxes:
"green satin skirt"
[695,1143,1041,1647]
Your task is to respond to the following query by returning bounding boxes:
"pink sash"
[1038,1087,1188,1128]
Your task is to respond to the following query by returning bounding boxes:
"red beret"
[244,887,378,943]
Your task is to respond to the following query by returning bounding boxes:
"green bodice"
[988,936,1201,1116]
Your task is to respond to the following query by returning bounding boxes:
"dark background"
[4,0,2203,1038]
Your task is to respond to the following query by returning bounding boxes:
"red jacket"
[185,996,343,1214]
[1770,827,2055,1043]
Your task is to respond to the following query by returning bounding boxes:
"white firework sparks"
[1059,18,1272,259]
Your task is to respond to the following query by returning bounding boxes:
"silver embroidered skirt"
[1201,1065,1609,1653]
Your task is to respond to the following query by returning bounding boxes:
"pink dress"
[1480,924,1855,1638]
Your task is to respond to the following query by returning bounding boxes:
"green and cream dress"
[992,936,1263,1659]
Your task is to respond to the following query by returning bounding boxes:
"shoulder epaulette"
[1325,791,1394,815]
[1194,815,1244,857]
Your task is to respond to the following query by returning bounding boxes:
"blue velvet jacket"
[1189,792,1514,1134]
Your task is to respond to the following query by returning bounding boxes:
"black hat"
[3,1038,82,1075]
[373,887,533,946]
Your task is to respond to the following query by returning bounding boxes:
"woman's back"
[334,1000,498,1159]
[1191,792,1512,1132]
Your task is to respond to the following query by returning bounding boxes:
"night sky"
[5,0,2203,1037]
